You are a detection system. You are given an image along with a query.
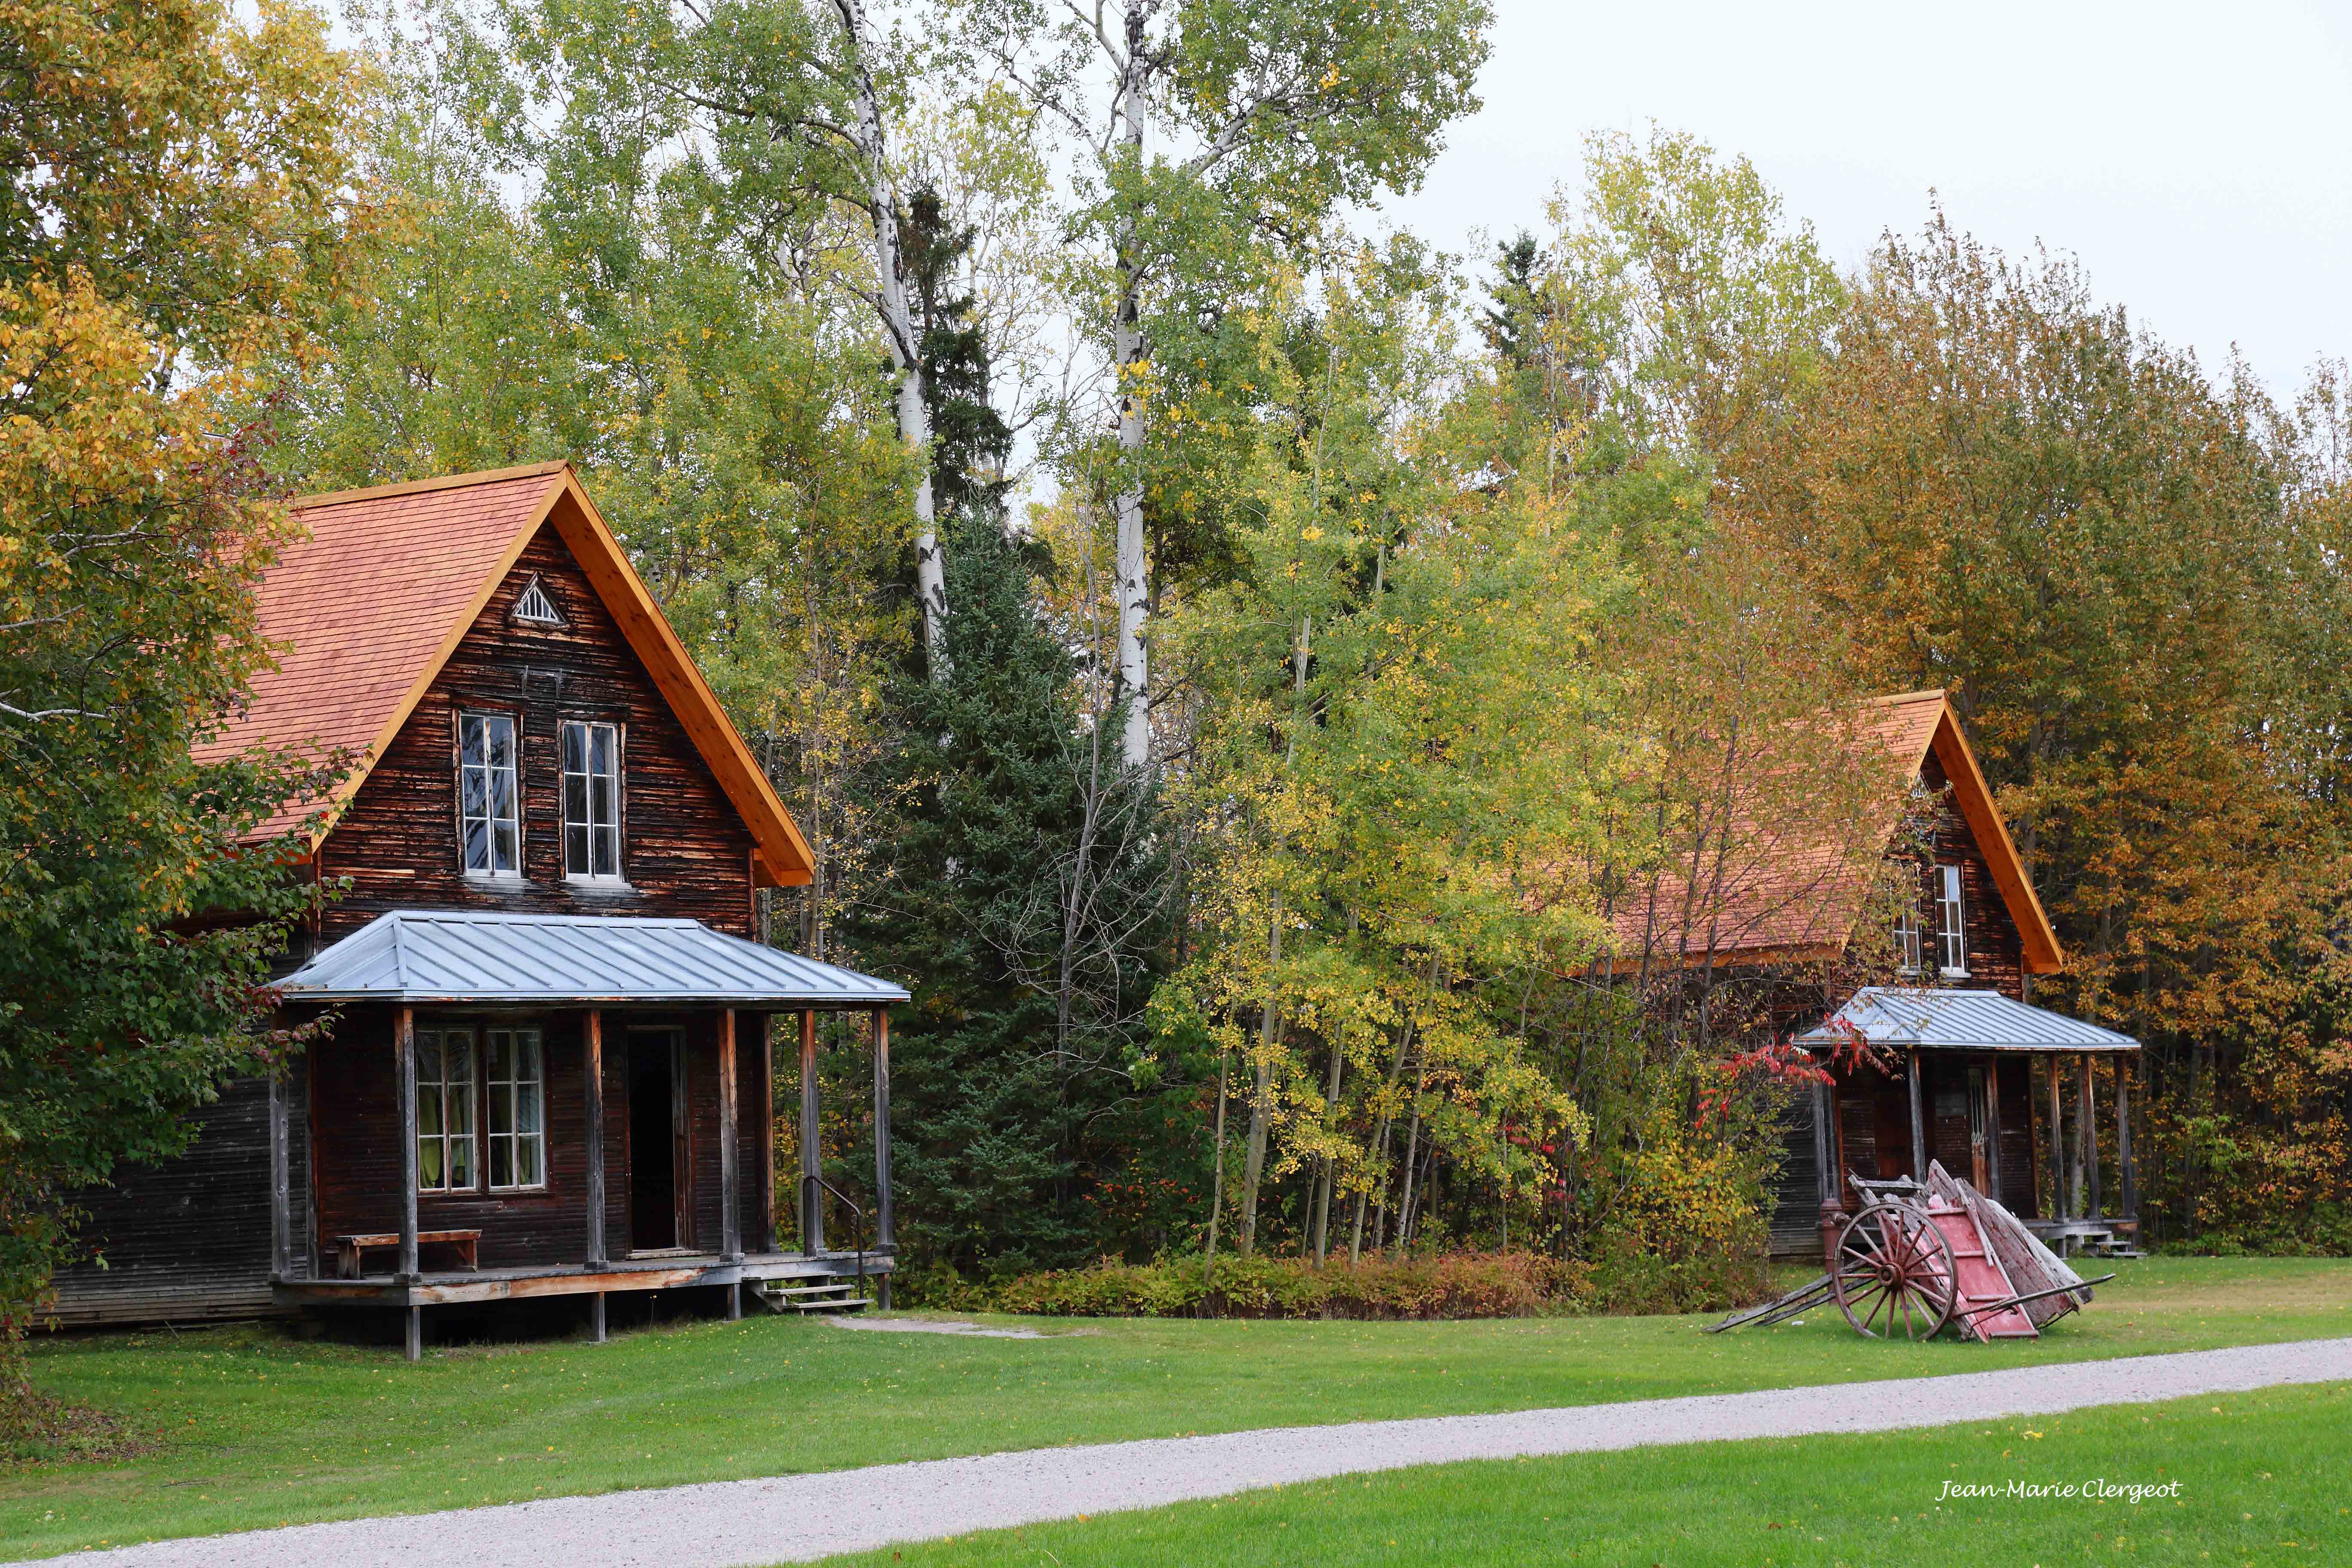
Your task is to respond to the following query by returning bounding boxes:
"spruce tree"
[845,189,1171,1276]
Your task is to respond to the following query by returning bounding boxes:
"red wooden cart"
[1708,1164,2110,1342]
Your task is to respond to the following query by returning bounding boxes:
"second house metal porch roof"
[1794,987,2138,1054]
[278,910,909,1006]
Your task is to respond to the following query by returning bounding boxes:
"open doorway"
[627,1028,689,1253]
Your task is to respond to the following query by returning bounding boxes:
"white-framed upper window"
[1936,863,1968,976]
[562,720,622,880]
[416,1026,477,1193]
[1895,905,1923,975]
[485,1026,546,1189]
[459,712,521,876]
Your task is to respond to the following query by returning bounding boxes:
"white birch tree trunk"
[833,0,946,676]
[1111,1,1153,766]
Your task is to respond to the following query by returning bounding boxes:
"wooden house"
[1622,690,2142,1260]
[49,464,903,1354]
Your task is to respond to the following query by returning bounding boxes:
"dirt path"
[34,1336,2352,1568]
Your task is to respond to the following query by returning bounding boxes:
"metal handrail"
[800,1174,869,1299]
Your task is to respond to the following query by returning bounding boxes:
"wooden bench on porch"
[336,1229,481,1279]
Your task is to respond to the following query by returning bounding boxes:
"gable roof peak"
[212,462,812,888]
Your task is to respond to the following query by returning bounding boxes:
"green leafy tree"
[0,0,366,1359]
[956,0,1494,766]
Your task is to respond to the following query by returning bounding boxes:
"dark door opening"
[627,1031,685,1252]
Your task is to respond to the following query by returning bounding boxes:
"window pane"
[564,772,586,829]
[450,1133,472,1189]
[594,823,616,878]
[487,715,513,769]
[420,1134,444,1190]
[564,720,585,774]
[517,1135,542,1188]
[591,724,613,777]
[493,821,518,873]
[490,1137,511,1188]
[461,715,484,768]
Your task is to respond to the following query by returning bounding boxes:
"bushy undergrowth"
[893,1247,1770,1321]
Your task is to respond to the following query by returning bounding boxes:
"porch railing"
[800,1173,869,1299]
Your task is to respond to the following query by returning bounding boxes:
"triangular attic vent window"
[510,574,565,628]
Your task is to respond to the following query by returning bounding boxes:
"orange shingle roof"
[199,464,568,821]
[204,462,814,887]
[1605,690,2061,975]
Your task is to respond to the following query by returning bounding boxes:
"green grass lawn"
[809,1382,2352,1568]
[2,1256,2346,1561]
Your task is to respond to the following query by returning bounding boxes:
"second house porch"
[1792,987,2144,1259]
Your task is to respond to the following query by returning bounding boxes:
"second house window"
[563,720,622,879]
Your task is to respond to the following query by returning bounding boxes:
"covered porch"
[265,910,908,1357]
[1793,988,2143,1259]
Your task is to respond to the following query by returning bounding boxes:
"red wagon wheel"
[1831,1201,1957,1340]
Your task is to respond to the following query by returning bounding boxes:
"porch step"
[755,1280,870,1315]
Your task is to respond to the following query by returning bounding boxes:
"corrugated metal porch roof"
[1795,987,2138,1054]
[278,910,908,1006]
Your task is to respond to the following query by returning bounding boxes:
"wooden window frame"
[457,709,524,879]
[1936,863,1969,977]
[561,719,625,883]
[484,1025,548,1190]
[415,1024,477,1194]
[416,1020,550,1197]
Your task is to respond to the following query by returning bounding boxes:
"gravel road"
[32,1336,2352,1568]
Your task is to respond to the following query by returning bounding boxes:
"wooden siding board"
[49,1069,298,1326]
[1918,751,2027,1000]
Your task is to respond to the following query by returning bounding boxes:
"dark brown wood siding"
[48,1065,308,1326]
[303,1006,776,1272]
[310,1007,617,1270]
[1998,1056,2040,1218]
[317,524,757,940]
[1917,751,2026,1000]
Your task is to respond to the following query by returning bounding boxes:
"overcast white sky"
[1369,0,2352,396]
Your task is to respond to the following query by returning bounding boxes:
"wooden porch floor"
[275,1249,892,1308]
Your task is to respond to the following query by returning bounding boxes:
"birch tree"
[956,0,1491,767]
[830,0,947,671]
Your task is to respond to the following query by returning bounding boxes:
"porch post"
[2079,1054,2101,1221]
[720,1008,741,1267]
[584,1010,607,1271]
[396,1004,421,1363]
[1981,1058,2004,1206]
[756,1014,777,1254]
[873,1008,894,1252]
[799,1009,823,1254]
[1812,1066,1840,1269]
[2046,1054,2067,1222]
[1809,1071,1832,1208]
[2116,1054,2138,1225]
[1906,1051,1927,1181]
[395,1006,420,1281]
[268,1067,292,1279]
